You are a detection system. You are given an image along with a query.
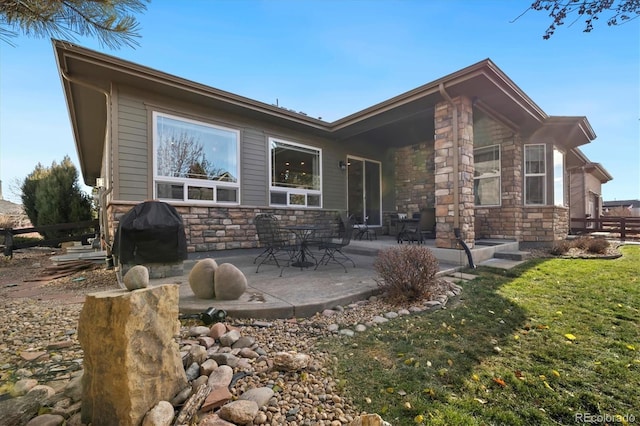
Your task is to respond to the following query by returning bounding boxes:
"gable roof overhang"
[53,40,575,187]
[529,115,596,151]
[567,147,613,183]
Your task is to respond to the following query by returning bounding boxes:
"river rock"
[141,400,174,426]
[273,351,311,371]
[218,400,259,424]
[122,265,149,290]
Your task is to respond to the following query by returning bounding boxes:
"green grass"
[321,245,640,425]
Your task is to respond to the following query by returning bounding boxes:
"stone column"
[78,284,187,426]
[434,96,475,249]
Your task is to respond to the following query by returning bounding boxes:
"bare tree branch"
[514,0,640,39]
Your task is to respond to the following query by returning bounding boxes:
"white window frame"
[553,148,565,207]
[152,111,240,205]
[524,144,546,205]
[268,137,322,208]
[473,144,501,207]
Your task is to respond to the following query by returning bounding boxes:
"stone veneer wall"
[434,97,475,249]
[521,206,569,244]
[106,202,341,253]
[473,111,523,240]
[394,142,436,216]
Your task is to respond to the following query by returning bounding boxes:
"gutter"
[60,68,114,257]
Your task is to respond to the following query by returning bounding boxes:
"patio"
[150,236,521,319]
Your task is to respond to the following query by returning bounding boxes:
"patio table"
[283,225,324,268]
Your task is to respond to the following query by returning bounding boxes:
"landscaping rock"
[214,263,247,300]
[218,399,259,424]
[273,351,311,371]
[189,258,218,299]
[122,265,149,290]
[141,400,174,426]
[78,284,187,426]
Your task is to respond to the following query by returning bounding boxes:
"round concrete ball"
[214,263,247,300]
[123,265,149,291]
[188,258,218,299]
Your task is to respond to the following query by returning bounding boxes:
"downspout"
[439,83,475,268]
[60,68,114,258]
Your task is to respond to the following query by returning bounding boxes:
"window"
[525,144,545,205]
[553,148,565,206]
[474,145,500,206]
[269,138,322,207]
[153,112,240,204]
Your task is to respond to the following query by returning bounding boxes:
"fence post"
[3,228,14,258]
[620,217,626,241]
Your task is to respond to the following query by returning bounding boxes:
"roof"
[603,200,640,208]
[52,39,597,186]
[566,147,613,183]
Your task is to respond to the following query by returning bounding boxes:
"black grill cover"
[113,201,187,264]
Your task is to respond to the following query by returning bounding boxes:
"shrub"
[20,156,93,238]
[586,238,609,254]
[550,240,571,256]
[572,236,591,250]
[373,245,439,302]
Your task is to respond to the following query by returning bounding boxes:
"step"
[493,251,530,261]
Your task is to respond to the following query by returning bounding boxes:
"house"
[603,200,640,217]
[53,39,605,255]
[566,148,613,231]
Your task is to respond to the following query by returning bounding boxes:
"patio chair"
[315,214,357,272]
[253,214,297,276]
[397,208,436,243]
[353,216,377,241]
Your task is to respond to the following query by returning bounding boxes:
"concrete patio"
[146,236,523,320]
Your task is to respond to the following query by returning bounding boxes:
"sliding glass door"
[347,156,381,226]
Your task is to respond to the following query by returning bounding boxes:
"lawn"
[321,245,639,425]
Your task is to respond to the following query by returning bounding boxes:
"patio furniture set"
[253,213,357,276]
[254,209,438,276]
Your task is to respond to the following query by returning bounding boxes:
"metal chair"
[315,215,357,272]
[354,215,377,241]
[253,214,296,276]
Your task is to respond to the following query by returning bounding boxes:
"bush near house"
[550,237,610,256]
[373,245,440,302]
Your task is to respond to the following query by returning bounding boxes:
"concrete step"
[493,250,530,261]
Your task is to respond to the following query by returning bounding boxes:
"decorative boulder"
[123,265,149,290]
[188,258,218,299]
[214,263,247,300]
[78,285,187,426]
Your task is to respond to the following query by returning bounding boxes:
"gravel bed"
[1,249,446,425]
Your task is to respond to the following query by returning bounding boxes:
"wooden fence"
[2,219,99,257]
[570,216,640,241]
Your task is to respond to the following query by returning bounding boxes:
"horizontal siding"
[116,91,149,200]
[321,148,346,210]
[241,128,267,206]
[114,86,358,210]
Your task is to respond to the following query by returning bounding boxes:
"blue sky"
[1,0,638,204]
